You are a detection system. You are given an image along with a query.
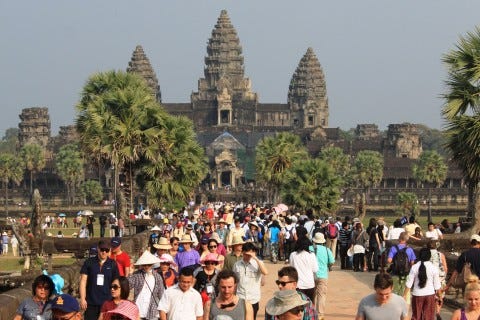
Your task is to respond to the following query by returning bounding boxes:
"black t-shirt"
[193,268,217,292]
[369,228,379,247]
[99,215,107,226]
[456,247,480,277]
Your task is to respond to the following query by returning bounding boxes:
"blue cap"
[111,237,121,247]
[51,294,80,312]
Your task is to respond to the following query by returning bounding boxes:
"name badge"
[206,283,214,294]
[97,274,104,286]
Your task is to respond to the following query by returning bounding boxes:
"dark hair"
[417,248,431,288]
[170,237,179,244]
[32,274,55,298]
[242,242,256,252]
[428,222,435,227]
[367,218,377,233]
[113,276,130,300]
[179,267,194,277]
[409,216,415,224]
[208,238,218,246]
[295,238,311,253]
[393,219,402,228]
[285,217,292,225]
[373,273,393,290]
[278,266,298,282]
[342,221,349,228]
[215,270,238,286]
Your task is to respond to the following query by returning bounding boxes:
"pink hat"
[200,253,220,264]
[107,301,139,320]
[159,253,176,266]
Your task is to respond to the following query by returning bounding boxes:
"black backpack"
[390,245,411,277]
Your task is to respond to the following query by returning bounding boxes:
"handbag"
[452,258,472,288]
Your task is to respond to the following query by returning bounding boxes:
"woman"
[158,254,178,288]
[403,247,441,320]
[209,234,227,256]
[266,290,308,320]
[205,238,225,270]
[202,223,213,238]
[366,218,381,272]
[245,221,262,257]
[351,223,368,272]
[268,220,282,263]
[410,227,424,241]
[14,274,55,320]
[198,236,210,259]
[289,238,318,302]
[451,275,480,320]
[428,241,448,288]
[168,237,180,260]
[99,276,130,320]
[193,253,219,305]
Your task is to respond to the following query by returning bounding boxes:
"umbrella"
[77,211,83,216]
[276,203,288,212]
[273,206,282,214]
[82,210,94,216]
[58,213,66,217]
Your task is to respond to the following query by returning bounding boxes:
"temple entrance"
[221,171,231,187]
[220,110,230,124]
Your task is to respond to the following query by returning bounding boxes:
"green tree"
[319,146,351,184]
[416,124,447,156]
[255,132,309,203]
[412,150,447,223]
[19,143,46,197]
[0,153,23,215]
[0,128,19,154]
[281,158,342,215]
[396,192,419,217]
[55,144,84,205]
[352,150,384,219]
[80,180,104,204]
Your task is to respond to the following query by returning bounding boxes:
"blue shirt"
[80,256,119,306]
[388,244,416,262]
[269,227,280,243]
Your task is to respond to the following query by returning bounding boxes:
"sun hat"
[200,253,220,264]
[158,253,176,265]
[111,237,121,248]
[186,224,193,230]
[163,218,169,224]
[134,250,161,266]
[231,235,245,246]
[180,234,194,243]
[153,237,172,250]
[218,218,227,224]
[266,290,308,316]
[210,233,221,243]
[106,300,139,320]
[471,234,480,242]
[2,232,7,236]
[248,221,259,229]
[312,232,326,244]
[151,225,161,232]
[50,294,80,313]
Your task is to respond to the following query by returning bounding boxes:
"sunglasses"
[205,261,218,265]
[288,307,304,315]
[275,280,295,287]
[208,245,217,249]
[110,284,120,290]
[99,248,110,253]
[172,243,179,246]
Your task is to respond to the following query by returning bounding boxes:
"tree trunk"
[473,182,480,234]
[29,170,33,199]
[468,181,476,221]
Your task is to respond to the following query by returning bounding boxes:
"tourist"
[266,290,309,320]
[149,225,162,251]
[206,238,225,269]
[289,237,318,302]
[233,241,268,319]
[193,253,220,304]
[153,237,172,259]
[355,273,408,320]
[86,215,95,238]
[403,247,441,320]
[80,240,120,320]
[338,221,352,270]
[451,275,480,320]
[11,235,19,257]
[282,217,297,263]
[386,232,416,296]
[268,220,282,263]
[129,250,164,320]
[203,270,253,320]
[223,235,244,271]
[106,300,140,320]
[226,218,246,248]
[14,274,55,320]
[158,267,203,320]
[312,232,334,319]
[404,216,420,236]
[366,218,381,272]
[445,234,480,290]
[351,223,368,272]
[158,254,178,288]
[428,240,448,288]
[2,231,8,255]
[265,266,318,320]
[79,225,89,239]
[425,222,443,240]
[117,216,125,237]
[210,233,227,256]
[99,212,108,238]
[214,219,228,245]
[198,236,210,258]
[168,237,180,260]
[409,227,423,241]
[110,237,131,277]
[325,219,339,259]
[386,219,404,240]
[50,294,82,320]
[108,213,117,238]
[185,224,199,247]
[175,234,200,271]
[98,276,131,320]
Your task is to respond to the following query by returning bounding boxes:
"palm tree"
[0,153,23,215]
[255,132,309,203]
[55,144,84,205]
[19,143,46,197]
[412,150,447,223]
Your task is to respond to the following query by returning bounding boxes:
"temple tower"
[191,10,257,129]
[127,45,162,103]
[18,107,51,149]
[384,123,422,159]
[288,48,329,129]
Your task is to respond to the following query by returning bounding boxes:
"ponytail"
[418,261,427,288]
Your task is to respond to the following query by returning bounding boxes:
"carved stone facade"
[355,124,380,140]
[18,107,51,149]
[127,45,161,103]
[384,123,422,159]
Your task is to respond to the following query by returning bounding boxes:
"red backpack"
[327,224,338,239]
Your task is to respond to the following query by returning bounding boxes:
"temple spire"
[126,45,161,102]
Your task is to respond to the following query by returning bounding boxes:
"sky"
[1,1,480,136]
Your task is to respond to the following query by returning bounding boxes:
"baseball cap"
[50,294,80,313]
[111,237,121,247]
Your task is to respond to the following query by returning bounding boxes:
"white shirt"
[289,251,318,289]
[136,272,155,318]
[425,229,442,240]
[406,261,441,296]
[157,284,203,320]
[387,227,404,240]
[233,259,262,304]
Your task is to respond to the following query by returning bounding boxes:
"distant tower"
[127,45,162,103]
[191,10,257,128]
[18,107,51,149]
[384,123,422,159]
[288,48,329,129]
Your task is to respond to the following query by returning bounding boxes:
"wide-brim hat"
[200,253,220,264]
[180,234,194,243]
[248,221,259,229]
[266,290,308,316]
[312,232,326,244]
[210,233,220,243]
[107,301,139,320]
[218,218,227,224]
[231,235,245,246]
[151,225,161,231]
[471,234,480,242]
[153,237,172,250]
[158,253,176,266]
[135,250,161,266]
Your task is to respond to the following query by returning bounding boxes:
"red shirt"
[110,251,131,276]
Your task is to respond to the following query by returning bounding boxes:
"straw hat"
[107,301,139,320]
[248,221,259,229]
[180,234,194,243]
[151,225,161,232]
[153,237,172,250]
[210,233,221,243]
[231,235,245,246]
[218,218,227,224]
[312,232,326,244]
[200,253,220,264]
[266,290,308,316]
[134,250,161,266]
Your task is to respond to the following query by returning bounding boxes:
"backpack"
[285,226,295,242]
[109,216,116,224]
[327,224,338,239]
[390,245,411,277]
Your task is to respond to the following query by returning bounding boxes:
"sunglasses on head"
[99,248,110,253]
[275,280,295,287]
[288,306,304,315]
[110,284,120,290]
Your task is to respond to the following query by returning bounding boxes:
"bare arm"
[245,301,254,320]
[450,309,462,320]
[159,310,167,320]
[252,255,268,275]
[203,300,211,320]
[355,314,365,320]
[125,266,131,277]
[441,253,448,274]
[79,274,88,310]
[13,314,22,320]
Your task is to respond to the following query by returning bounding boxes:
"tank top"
[460,308,467,320]
[209,298,246,320]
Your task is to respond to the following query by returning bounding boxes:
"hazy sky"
[1,1,480,136]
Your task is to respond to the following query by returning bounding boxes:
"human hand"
[80,298,87,310]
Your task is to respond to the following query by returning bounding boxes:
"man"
[233,242,268,320]
[425,222,443,240]
[129,250,165,320]
[174,234,200,271]
[226,218,246,248]
[99,213,107,238]
[265,266,318,320]
[223,235,245,271]
[158,267,203,320]
[50,294,83,320]
[204,270,253,320]
[338,221,352,270]
[355,273,408,320]
[110,236,131,276]
[445,233,480,290]
[80,240,119,320]
[386,231,416,295]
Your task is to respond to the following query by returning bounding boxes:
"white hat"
[312,232,326,244]
[2,232,7,236]
[151,225,161,231]
[266,290,308,316]
[134,250,161,266]
[471,234,480,242]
